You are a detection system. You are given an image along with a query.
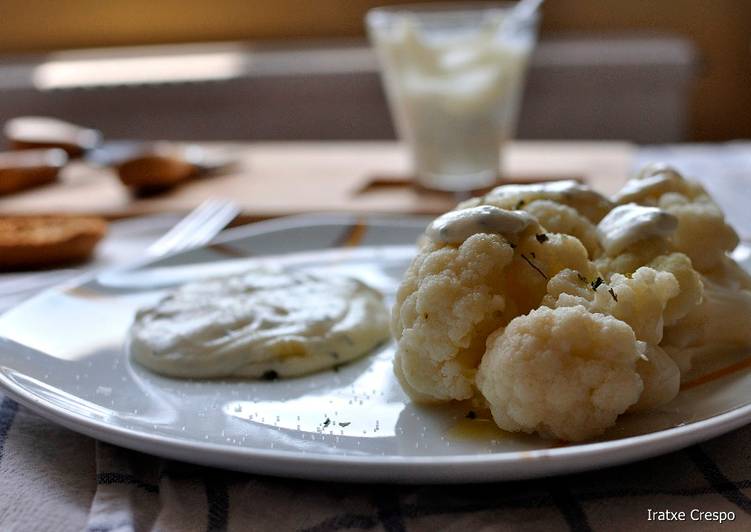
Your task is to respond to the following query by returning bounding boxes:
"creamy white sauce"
[426,205,535,244]
[129,269,390,379]
[597,204,678,256]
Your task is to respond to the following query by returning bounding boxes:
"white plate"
[1,214,751,484]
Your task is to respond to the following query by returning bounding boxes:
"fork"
[0,199,240,306]
[143,198,240,258]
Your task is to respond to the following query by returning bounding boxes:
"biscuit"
[0,215,107,270]
[116,153,197,195]
[0,149,68,196]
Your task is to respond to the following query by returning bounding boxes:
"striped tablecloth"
[1,144,750,532]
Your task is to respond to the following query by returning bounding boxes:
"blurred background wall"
[0,0,749,142]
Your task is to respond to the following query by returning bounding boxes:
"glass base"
[415,168,499,193]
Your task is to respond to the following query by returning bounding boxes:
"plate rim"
[2,362,751,483]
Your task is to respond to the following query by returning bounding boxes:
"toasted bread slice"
[0,215,107,270]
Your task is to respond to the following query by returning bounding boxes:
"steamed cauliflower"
[503,230,597,316]
[392,163,750,442]
[522,200,602,257]
[703,255,751,292]
[465,180,614,222]
[596,252,703,328]
[540,268,683,413]
[456,182,609,257]
[614,165,739,272]
[542,268,683,411]
[392,218,599,402]
[631,344,681,412]
[659,245,751,373]
[649,253,704,326]
[663,276,751,372]
[658,193,739,272]
[545,267,679,345]
[614,163,705,205]
[476,305,644,441]
[460,194,602,258]
[595,237,670,280]
[392,234,514,402]
[609,166,748,372]
[593,196,704,327]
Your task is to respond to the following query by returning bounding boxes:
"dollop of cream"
[426,205,535,244]
[129,269,390,379]
[597,204,678,256]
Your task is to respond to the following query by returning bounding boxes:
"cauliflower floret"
[595,237,670,280]
[541,271,681,412]
[614,164,705,205]
[662,276,751,373]
[648,253,703,326]
[476,305,644,441]
[592,202,704,327]
[597,252,703,328]
[547,267,680,345]
[392,234,514,402]
[597,250,705,328]
[522,199,602,258]
[593,268,679,346]
[630,344,680,412]
[703,255,751,291]
[503,230,598,316]
[464,180,614,223]
[456,196,602,258]
[542,268,594,304]
[658,194,739,272]
[613,165,738,272]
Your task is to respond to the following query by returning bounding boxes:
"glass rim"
[366,2,539,28]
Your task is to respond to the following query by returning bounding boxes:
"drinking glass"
[367,2,538,191]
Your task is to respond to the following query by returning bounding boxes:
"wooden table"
[0,141,634,220]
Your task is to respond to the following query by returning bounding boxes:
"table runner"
[1,144,750,531]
